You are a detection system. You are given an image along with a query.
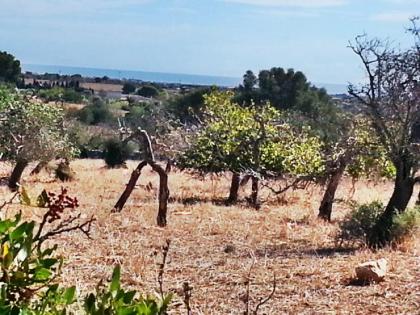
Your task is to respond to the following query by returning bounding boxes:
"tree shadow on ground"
[169,196,252,207]
[252,244,358,259]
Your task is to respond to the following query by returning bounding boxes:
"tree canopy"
[0,51,21,84]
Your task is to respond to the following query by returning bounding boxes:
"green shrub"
[390,206,420,242]
[338,202,420,246]
[84,265,172,315]
[77,97,115,126]
[0,190,172,314]
[337,201,384,246]
[137,85,159,98]
[103,138,133,168]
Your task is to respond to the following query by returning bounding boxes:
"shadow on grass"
[253,244,357,259]
[169,196,253,207]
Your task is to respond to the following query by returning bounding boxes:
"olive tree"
[178,91,324,207]
[0,87,78,190]
[348,18,420,246]
[317,118,395,221]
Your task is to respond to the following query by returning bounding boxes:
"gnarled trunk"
[150,161,170,227]
[250,176,260,209]
[318,164,346,221]
[368,160,415,248]
[227,172,240,204]
[8,159,28,191]
[113,161,148,212]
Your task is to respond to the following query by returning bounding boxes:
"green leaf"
[34,267,52,281]
[63,286,76,304]
[10,222,29,240]
[110,265,121,296]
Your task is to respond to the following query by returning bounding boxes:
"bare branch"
[253,274,277,315]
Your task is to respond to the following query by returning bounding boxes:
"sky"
[0,0,419,85]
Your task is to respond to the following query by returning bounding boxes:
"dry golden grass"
[0,160,419,314]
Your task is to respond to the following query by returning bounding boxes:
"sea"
[22,64,347,95]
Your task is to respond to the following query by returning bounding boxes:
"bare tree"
[348,18,420,246]
[112,128,170,227]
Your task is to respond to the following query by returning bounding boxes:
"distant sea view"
[23,64,347,94]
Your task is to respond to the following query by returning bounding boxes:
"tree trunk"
[318,164,346,221]
[30,161,48,176]
[150,162,170,227]
[8,159,28,191]
[227,172,240,204]
[113,161,148,212]
[368,161,415,248]
[250,176,260,209]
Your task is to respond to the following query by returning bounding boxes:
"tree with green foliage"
[122,82,136,94]
[348,18,420,247]
[137,85,160,98]
[167,87,214,123]
[317,118,396,221]
[0,87,78,190]
[0,51,21,84]
[38,87,83,104]
[178,91,325,206]
[78,96,114,125]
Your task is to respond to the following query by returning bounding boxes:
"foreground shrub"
[103,138,133,168]
[84,265,172,315]
[338,201,420,246]
[0,189,172,314]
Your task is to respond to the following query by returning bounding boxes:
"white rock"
[355,258,388,283]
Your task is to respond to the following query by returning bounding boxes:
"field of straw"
[0,160,419,314]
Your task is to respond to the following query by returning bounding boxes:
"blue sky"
[0,0,418,85]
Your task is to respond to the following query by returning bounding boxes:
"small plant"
[84,265,172,315]
[103,138,133,168]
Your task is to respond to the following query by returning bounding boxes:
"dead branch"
[0,191,19,211]
[36,215,95,243]
[182,281,193,315]
[157,239,171,300]
[252,274,277,315]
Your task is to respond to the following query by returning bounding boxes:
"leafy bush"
[0,188,83,313]
[103,138,133,168]
[0,190,172,314]
[137,85,159,98]
[338,202,420,246]
[78,99,114,125]
[84,265,172,315]
[337,201,384,246]
[122,83,136,95]
[37,87,83,103]
[390,206,420,243]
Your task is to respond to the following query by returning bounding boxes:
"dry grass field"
[0,160,418,314]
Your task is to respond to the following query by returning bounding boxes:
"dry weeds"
[0,160,418,314]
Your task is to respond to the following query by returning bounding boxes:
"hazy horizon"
[1,0,418,87]
[22,63,349,94]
